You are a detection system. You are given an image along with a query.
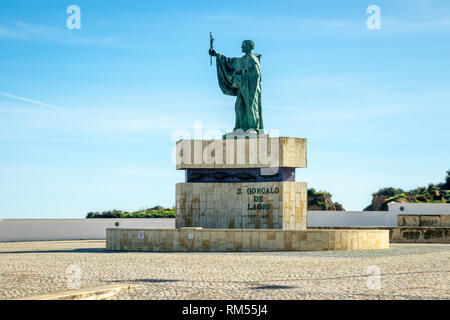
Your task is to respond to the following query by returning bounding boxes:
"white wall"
[0,218,174,242]
[307,211,391,227]
[387,203,450,226]
[388,202,450,214]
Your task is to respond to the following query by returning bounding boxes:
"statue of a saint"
[209,40,264,135]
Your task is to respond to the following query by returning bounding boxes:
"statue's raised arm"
[209,40,263,136]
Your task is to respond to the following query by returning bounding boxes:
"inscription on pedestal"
[242,186,279,212]
[176,182,307,230]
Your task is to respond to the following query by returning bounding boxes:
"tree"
[372,187,404,197]
[443,170,450,190]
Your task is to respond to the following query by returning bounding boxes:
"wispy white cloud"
[382,17,450,32]
[265,103,408,121]
[205,15,361,38]
[118,167,180,179]
[0,20,115,45]
[204,12,450,38]
[0,99,232,143]
[0,91,59,109]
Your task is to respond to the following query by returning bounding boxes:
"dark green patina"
[209,39,263,135]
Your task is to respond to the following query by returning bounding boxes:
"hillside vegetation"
[86,206,176,218]
[364,170,450,211]
[307,188,344,211]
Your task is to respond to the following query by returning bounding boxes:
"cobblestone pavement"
[0,240,449,300]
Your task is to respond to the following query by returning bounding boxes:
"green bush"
[379,193,407,211]
[334,202,344,211]
[407,186,426,195]
[372,187,405,197]
[86,207,176,218]
[443,170,450,190]
[367,170,450,210]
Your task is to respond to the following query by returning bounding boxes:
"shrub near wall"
[86,206,176,218]
[364,170,450,211]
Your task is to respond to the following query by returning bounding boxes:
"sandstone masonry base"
[106,228,389,252]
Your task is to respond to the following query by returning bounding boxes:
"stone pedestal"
[176,182,306,230]
[175,136,307,230]
[106,135,390,252]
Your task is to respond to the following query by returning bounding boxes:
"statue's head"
[241,40,254,54]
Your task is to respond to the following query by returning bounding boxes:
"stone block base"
[310,226,450,243]
[391,227,450,243]
[106,228,390,252]
[397,214,450,227]
[176,182,307,230]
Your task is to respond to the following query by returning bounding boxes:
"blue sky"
[1,0,449,218]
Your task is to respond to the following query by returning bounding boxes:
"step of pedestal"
[106,228,390,252]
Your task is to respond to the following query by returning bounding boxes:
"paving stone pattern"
[0,241,448,300]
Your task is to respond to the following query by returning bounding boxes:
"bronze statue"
[209,39,263,135]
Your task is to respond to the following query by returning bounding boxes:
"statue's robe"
[215,53,263,133]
